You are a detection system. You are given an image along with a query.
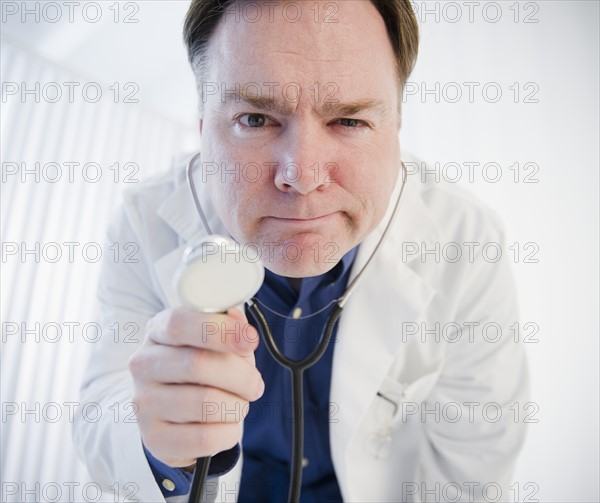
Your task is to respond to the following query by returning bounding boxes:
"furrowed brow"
[222,90,294,116]
[320,99,388,117]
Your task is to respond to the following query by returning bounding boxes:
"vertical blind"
[1,38,196,502]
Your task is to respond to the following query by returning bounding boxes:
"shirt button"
[302,457,309,468]
[162,479,176,492]
[292,307,302,319]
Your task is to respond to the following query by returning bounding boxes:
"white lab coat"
[73,153,528,503]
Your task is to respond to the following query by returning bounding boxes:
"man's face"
[199,0,401,277]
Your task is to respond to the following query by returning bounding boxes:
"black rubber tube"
[248,301,343,503]
[189,456,211,503]
[188,302,343,503]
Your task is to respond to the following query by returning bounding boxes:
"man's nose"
[273,123,334,195]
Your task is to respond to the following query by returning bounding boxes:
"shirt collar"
[264,245,359,298]
[331,245,359,284]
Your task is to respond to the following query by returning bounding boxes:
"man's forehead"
[207,0,394,72]
[201,2,399,111]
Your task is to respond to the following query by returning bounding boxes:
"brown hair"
[183,0,419,107]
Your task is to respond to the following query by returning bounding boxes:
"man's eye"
[338,118,363,128]
[239,114,268,128]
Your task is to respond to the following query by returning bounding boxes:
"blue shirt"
[145,247,357,501]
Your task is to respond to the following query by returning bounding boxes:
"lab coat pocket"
[378,363,444,417]
[365,366,443,460]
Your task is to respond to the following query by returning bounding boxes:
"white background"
[1,1,598,502]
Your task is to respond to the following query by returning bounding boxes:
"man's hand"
[129,307,264,468]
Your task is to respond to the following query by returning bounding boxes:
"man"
[73,1,528,502]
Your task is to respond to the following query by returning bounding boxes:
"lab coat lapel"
[329,175,440,497]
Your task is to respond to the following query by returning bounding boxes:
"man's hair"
[183,0,419,111]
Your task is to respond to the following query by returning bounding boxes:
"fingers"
[131,344,264,402]
[145,307,259,356]
[129,306,264,469]
[138,384,251,424]
[142,421,243,466]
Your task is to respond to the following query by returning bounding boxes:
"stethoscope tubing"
[247,300,344,503]
[189,302,343,503]
[189,457,211,503]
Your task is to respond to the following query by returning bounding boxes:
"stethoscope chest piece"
[174,235,265,313]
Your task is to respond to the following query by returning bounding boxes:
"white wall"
[402,3,599,502]
[1,1,598,502]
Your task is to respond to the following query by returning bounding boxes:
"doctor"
[73,1,529,502]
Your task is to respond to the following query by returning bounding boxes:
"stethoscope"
[175,153,408,503]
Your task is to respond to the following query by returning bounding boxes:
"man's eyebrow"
[221,90,387,117]
[320,99,388,117]
[222,90,294,115]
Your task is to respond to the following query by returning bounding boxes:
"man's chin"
[256,239,346,278]
[264,257,340,279]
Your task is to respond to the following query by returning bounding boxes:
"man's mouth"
[265,212,339,223]
[273,215,332,221]
[261,212,341,231]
